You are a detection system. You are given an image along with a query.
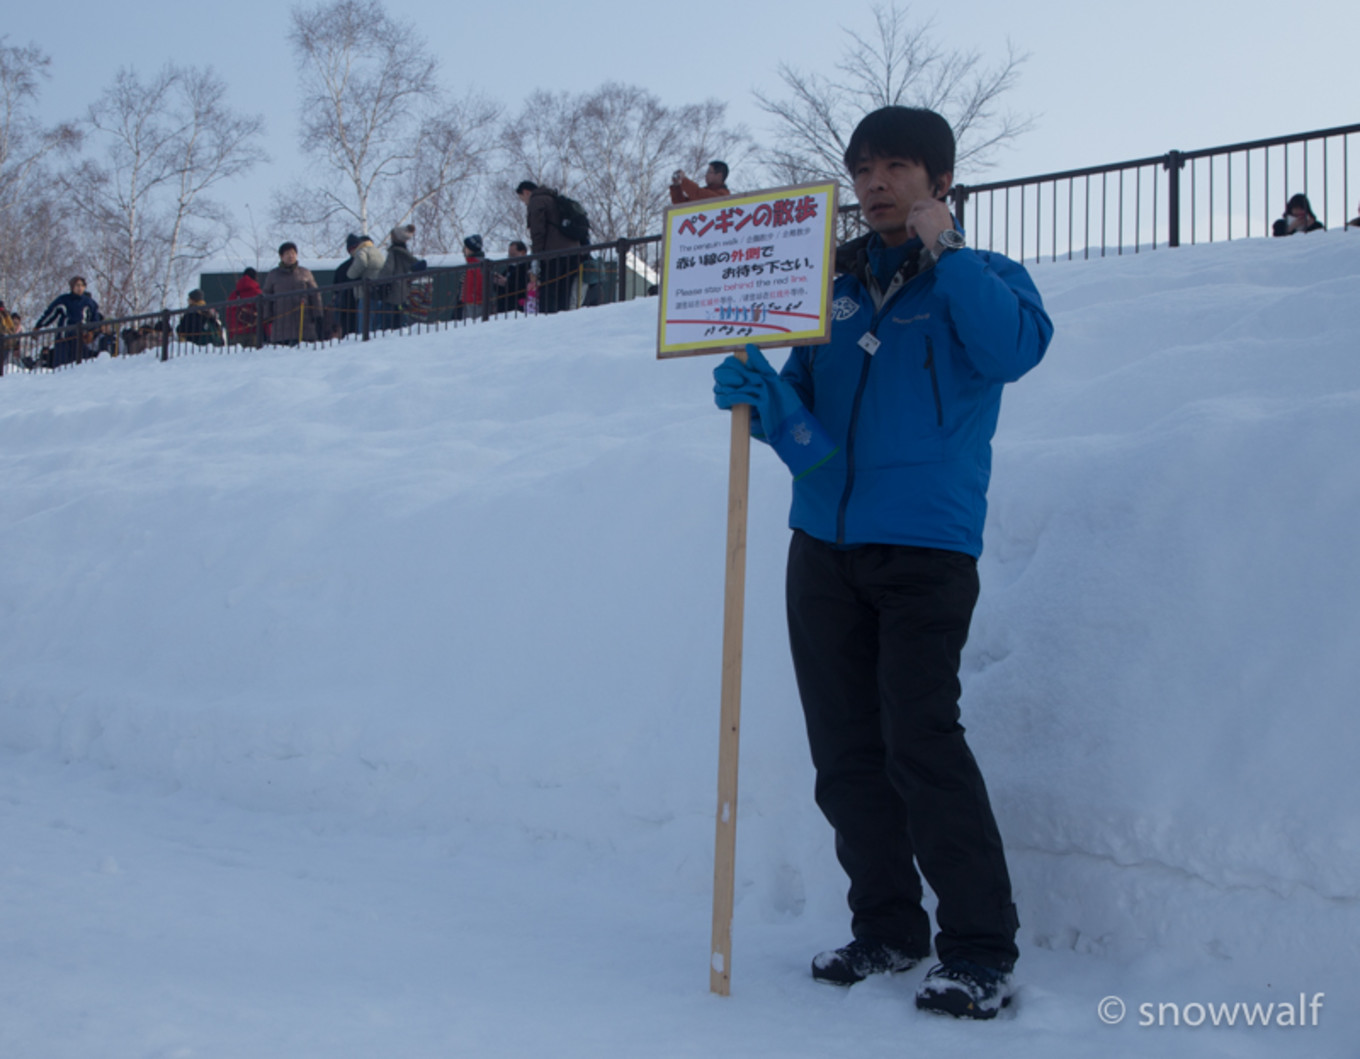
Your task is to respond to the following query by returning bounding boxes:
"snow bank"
[3,229,1359,991]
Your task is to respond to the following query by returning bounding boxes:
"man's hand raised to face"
[907,198,953,249]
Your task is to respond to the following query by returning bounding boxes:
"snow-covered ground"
[2,229,1358,1057]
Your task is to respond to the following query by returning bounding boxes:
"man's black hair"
[278,241,298,256]
[709,160,729,181]
[243,266,258,279]
[69,275,87,289]
[509,239,528,253]
[843,107,956,189]
[515,180,539,195]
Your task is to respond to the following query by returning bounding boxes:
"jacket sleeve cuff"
[769,410,838,479]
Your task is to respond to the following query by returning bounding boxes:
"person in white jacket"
[345,234,387,332]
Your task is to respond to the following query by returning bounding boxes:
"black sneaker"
[811,938,924,986]
[914,959,1013,1019]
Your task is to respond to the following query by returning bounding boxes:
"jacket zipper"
[924,337,943,426]
[834,265,934,544]
[835,351,874,545]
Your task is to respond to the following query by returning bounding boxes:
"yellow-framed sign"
[657,181,839,358]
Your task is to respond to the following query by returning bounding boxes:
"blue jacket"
[778,235,1052,557]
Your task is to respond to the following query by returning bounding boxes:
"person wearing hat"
[342,233,388,333]
[261,242,324,345]
[176,289,225,348]
[461,234,486,320]
[375,224,426,329]
[330,236,360,338]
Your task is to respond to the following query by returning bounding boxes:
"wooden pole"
[710,394,751,996]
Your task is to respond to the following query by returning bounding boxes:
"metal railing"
[933,122,1360,262]
[1,235,664,375]
[6,120,1358,377]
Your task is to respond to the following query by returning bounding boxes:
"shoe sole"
[916,991,1013,1020]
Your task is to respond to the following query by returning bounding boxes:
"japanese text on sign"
[657,182,838,359]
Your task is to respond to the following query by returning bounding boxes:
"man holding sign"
[714,107,1053,1019]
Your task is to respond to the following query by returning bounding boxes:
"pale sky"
[8,0,1358,236]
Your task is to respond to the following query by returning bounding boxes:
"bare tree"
[279,0,500,253]
[755,3,1033,189]
[500,82,752,244]
[66,65,265,316]
[0,36,80,317]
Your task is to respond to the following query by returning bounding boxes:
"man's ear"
[934,171,955,200]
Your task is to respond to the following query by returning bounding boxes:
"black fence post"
[481,259,492,320]
[254,294,264,348]
[361,278,371,341]
[616,238,630,303]
[1165,150,1186,248]
[949,185,969,227]
[160,311,171,362]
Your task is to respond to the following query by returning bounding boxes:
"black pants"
[786,530,1019,971]
[540,255,577,314]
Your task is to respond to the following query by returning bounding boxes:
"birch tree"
[500,82,752,244]
[279,0,500,253]
[755,2,1033,189]
[68,65,265,315]
[0,37,80,317]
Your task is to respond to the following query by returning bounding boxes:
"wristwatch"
[935,228,966,253]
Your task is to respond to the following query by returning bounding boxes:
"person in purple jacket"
[715,106,1053,1020]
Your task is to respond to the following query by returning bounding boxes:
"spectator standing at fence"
[377,225,425,329]
[1347,201,1360,229]
[262,243,323,346]
[516,180,580,315]
[330,235,360,338]
[1273,193,1325,237]
[176,290,225,347]
[0,300,18,364]
[460,234,486,320]
[227,267,264,346]
[345,233,388,331]
[493,240,530,315]
[713,106,1052,1020]
[669,160,731,204]
[35,276,102,368]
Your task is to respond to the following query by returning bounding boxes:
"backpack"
[555,193,591,245]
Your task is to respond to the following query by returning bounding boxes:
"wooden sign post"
[657,182,838,996]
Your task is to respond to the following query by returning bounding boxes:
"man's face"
[852,154,949,247]
[71,280,86,296]
[518,190,533,205]
[704,165,724,188]
[280,248,298,266]
[508,244,526,258]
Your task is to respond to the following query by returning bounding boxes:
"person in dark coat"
[516,181,580,314]
[35,276,102,368]
[1272,193,1325,236]
[330,235,361,338]
[176,290,224,347]
[376,224,425,329]
[493,240,530,315]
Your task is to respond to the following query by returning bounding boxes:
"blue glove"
[713,345,837,479]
